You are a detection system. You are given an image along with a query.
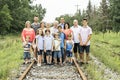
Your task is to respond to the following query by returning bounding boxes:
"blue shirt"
[66,40,74,51]
[59,32,65,48]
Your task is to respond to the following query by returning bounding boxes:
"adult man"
[59,18,65,29]
[70,19,81,61]
[31,16,40,34]
[79,19,92,64]
[31,16,40,61]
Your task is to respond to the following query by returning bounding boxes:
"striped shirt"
[23,42,31,52]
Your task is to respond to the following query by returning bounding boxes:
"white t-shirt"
[70,25,81,43]
[50,27,58,35]
[54,39,61,51]
[79,26,92,45]
[44,35,54,50]
[36,35,44,50]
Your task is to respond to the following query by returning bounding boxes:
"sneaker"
[37,63,41,66]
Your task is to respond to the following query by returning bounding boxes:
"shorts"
[38,50,43,55]
[46,50,52,56]
[24,52,30,60]
[79,45,90,54]
[73,43,80,53]
[54,51,62,58]
[66,50,72,57]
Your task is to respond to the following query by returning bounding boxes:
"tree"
[86,0,93,20]
[0,0,46,34]
[110,0,120,33]
[0,4,13,34]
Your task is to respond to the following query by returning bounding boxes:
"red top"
[21,28,35,42]
[63,29,72,40]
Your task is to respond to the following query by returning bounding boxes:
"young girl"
[36,29,44,66]
[23,36,31,64]
[54,33,62,66]
[44,29,54,65]
[65,34,74,65]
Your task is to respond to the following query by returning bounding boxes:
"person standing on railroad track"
[31,16,40,61]
[21,21,35,64]
[70,19,82,62]
[79,18,92,64]
[59,17,65,29]
[36,29,44,66]
[44,29,54,65]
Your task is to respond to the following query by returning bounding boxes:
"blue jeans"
[61,47,64,62]
[54,51,62,58]
[24,52,30,60]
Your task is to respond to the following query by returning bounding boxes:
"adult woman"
[21,21,35,43]
[63,22,73,40]
[21,21,35,63]
[40,21,46,34]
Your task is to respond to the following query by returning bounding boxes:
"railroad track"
[18,58,87,80]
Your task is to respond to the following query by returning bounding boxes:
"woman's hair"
[64,22,70,29]
[40,21,45,28]
[25,21,31,28]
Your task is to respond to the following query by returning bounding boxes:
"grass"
[0,34,23,80]
[80,32,120,80]
[91,32,120,73]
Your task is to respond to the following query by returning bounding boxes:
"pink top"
[63,29,72,40]
[21,28,35,42]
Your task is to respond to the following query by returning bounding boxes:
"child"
[53,33,62,66]
[65,34,74,65]
[23,36,31,64]
[36,29,44,66]
[58,25,66,63]
[44,29,54,65]
[32,29,39,61]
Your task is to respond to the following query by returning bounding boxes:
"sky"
[33,0,101,23]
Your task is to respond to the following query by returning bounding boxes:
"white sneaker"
[37,63,41,66]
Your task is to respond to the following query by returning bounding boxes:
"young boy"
[53,33,63,66]
[23,36,31,64]
[58,25,66,63]
[79,18,92,64]
[44,29,54,65]
[65,34,74,65]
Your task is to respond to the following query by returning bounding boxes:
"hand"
[70,49,73,52]
[51,48,53,51]
[38,48,40,51]
[44,49,46,52]
[80,42,83,46]
[83,42,87,46]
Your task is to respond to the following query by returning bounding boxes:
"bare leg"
[49,56,52,64]
[54,58,57,64]
[74,53,78,60]
[59,58,62,65]
[86,53,89,63]
[40,55,42,64]
[46,56,49,64]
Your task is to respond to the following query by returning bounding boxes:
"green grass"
[91,32,120,73]
[0,34,23,80]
